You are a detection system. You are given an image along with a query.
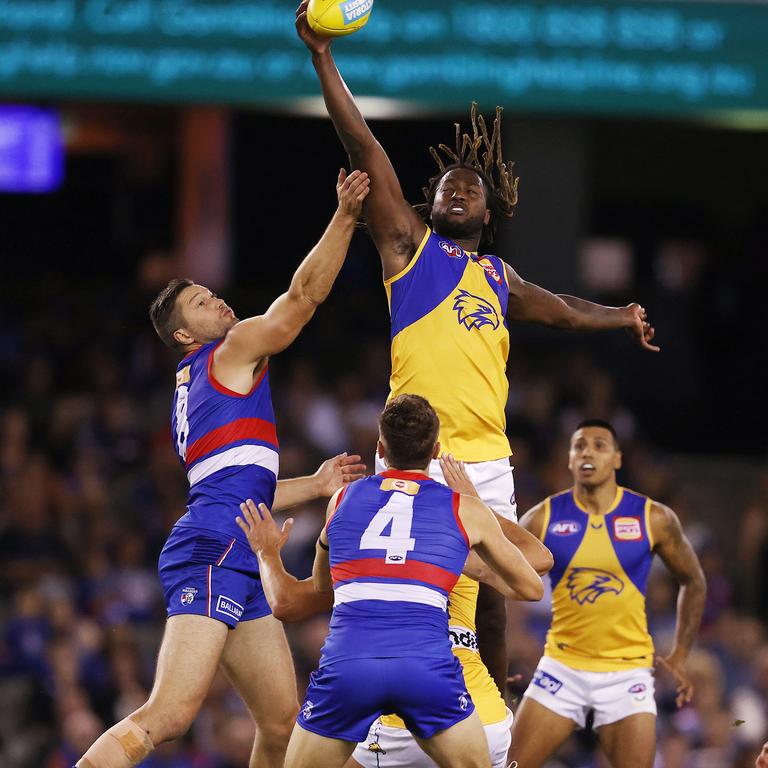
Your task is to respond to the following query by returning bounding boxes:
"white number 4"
[360,493,416,564]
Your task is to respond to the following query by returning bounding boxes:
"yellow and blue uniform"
[380,574,507,731]
[540,487,655,672]
[386,228,510,462]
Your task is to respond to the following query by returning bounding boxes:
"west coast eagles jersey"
[542,488,656,672]
[386,228,511,462]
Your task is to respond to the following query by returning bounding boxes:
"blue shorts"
[298,655,474,742]
[158,525,271,628]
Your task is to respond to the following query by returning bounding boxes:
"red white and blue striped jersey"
[320,470,470,665]
[171,341,279,546]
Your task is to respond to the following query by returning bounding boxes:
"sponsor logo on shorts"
[449,626,479,652]
[341,0,372,24]
[180,587,197,606]
[550,520,581,536]
[301,700,314,720]
[533,669,563,695]
[628,683,647,694]
[215,595,244,620]
[458,691,470,711]
[614,516,642,541]
[439,241,464,258]
[566,567,624,605]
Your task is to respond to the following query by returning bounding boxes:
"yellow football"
[307,0,373,37]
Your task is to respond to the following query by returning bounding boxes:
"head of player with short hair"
[420,103,519,251]
[377,394,440,472]
[568,418,623,490]
[149,278,239,351]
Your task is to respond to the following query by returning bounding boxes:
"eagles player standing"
[296,1,659,693]
[510,419,706,768]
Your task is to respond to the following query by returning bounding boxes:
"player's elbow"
[271,600,302,623]
[533,547,554,576]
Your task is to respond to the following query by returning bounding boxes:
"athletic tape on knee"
[79,718,154,767]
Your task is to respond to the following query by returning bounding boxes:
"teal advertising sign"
[0,1,765,116]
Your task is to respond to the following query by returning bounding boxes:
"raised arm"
[236,499,333,622]
[503,262,660,352]
[459,495,544,602]
[296,1,426,278]
[273,453,366,512]
[212,169,369,391]
[650,502,706,707]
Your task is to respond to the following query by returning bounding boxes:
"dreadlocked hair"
[417,102,519,248]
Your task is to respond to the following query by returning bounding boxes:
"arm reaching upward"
[296,1,426,278]
[211,168,369,393]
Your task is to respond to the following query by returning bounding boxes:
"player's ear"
[483,208,491,225]
[173,327,194,346]
[614,450,622,471]
[432,440,441,460]
[376,439,387,465]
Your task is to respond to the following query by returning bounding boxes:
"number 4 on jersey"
[360,492,416,564]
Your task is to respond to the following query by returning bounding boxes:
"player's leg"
[413,710,491,768]
[597,714,656,768]
[77,615,228,767]
[507,696,577,768]
[284,724,357,768]
[221,612,299,768]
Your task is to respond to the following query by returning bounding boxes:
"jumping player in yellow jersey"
[296,1,659,690]
[510,419,706,768]
[237,447,551,768]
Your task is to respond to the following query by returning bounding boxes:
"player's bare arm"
[518,500,549,540]
[649,501,706,707]
[237,498,333,622]
[211,168,370,392]
[273,453,366,511]
[503,262,660,352]
[296,1,425,278]
[459,495,544,601]
[440,454,553,576]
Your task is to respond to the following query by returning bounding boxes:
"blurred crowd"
[0,269,767,768]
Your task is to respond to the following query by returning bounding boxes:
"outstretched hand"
[439,454,480,498]
[296,0,331,55]
[336,168,370,219]
[236,499,293,557]
[625,303,660,352]
[656,653,693,708]
[314,452,367,497]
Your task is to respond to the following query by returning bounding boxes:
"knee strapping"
[78,718,154,768]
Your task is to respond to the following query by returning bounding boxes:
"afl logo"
[550,520,581,536]
[477,257,502,284]
[439,241,464,258]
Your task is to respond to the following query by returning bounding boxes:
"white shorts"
[375,454,517,521]
[522,656,657,729]
[352,709,513,768]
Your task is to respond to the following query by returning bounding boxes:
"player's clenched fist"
[336,168,370,218]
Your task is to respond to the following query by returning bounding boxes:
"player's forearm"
[274,476,321,512]
[258,551,330,622]
[557,295,630,331]
[497,517,553,575]
[670,576,706,658]
[312,50,376,159]
[290,208,357,307]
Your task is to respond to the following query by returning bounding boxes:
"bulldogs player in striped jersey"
[509,420,706,768]
[239,394,545,768]
[75,169,370,768]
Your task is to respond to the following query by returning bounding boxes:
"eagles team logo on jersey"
[566,567,625,605]
[550,520,581,536]
[453,290,500,331]
[614,517,642,541]
[367,742,387,754]
[439,241,464,258]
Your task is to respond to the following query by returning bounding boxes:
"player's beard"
[431,210,485,243]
